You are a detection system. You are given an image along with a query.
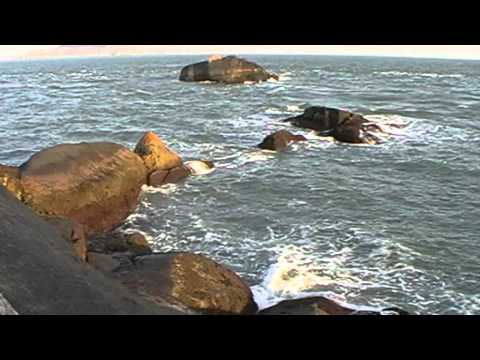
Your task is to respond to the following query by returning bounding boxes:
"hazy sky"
[2,45,480,60]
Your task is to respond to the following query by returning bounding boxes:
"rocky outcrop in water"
[0,186,182,315]
[179,55,279,84]
[114,252,258,315]
[258,297,410,315]
[283,106,385,144]
[18,142,147,237]
[134,131,215,187]
[134,131,183,174]
[257,130,307,151]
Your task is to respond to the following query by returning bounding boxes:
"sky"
[1,45,480,60]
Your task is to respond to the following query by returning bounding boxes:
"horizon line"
[2,52,480,62]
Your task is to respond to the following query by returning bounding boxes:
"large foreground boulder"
[258,297,410,315]
[283,106,383,144]
[179,55,279,84]
[0,187,182,315]
[114,252,258,315]
[257,130,307,151]
[19,142,148,236]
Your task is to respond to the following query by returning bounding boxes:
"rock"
[88,231,153,256]
[19,142,147,237]
[134,132,183,173]
[0,186,182,315]
[126,232,150,249]
[179,55,279,84]
[283,106,387,144]
[164,165,191,184]
[0,164,23,200]
[184,160,215,176]
[41,216,88,261]
[115,252,258,315]
[258,297,410,315]
[87,252,124,273]
[257,130,307,151]
[148,166,191,187]
[283,106,367,133]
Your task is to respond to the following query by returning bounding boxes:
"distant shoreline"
[2,53,480,63]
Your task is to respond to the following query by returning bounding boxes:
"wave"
[374,71,464,79]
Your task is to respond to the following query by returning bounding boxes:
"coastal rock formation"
[283,106,384,144]
[148,165,191,187]
[179,55,279,84]
[19,142,148,236]
[257,130,307,151]
[0,186,182,315]
[88,231,153,257]
[115,252,258,315]
[134,131,183,173]
[258,297,410,315]
[0,164,23,200]
[41,216,88,261]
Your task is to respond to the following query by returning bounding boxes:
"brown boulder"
[148,165,191,187]
[134,132,183,173]
[41,216,88,261]
[115,252,258,315]
[19,142,147,237]
[0,165,23,200]
[258,297,410,315]
[257,130,307,151]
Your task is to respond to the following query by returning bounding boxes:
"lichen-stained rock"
[179,55,279,84]
[19,142,148,236]
[0,164,23,200]
[115,252,258,315]
[134,132,183,174]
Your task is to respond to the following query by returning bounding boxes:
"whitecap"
[141,183,179,195]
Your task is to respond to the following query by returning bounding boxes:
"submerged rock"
[115,252,258,315]
[19,142,147,237]
[134,131,183,173]
[257,130,307,151]
[0,186,182,315]
[283,106,385,144]
[258,297,410,315]
[179,55,279,84]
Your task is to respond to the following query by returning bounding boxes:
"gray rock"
[0,187,182,315]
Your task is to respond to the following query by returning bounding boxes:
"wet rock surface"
[258,297,411,315]
[257,130,307,151]
[114,252,258,315]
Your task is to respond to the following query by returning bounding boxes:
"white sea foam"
[287,105,302,112]
[141,183,179,195]
[184,161,216,176]
[375,71,464,79]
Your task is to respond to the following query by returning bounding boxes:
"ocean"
[1,55,479,314]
